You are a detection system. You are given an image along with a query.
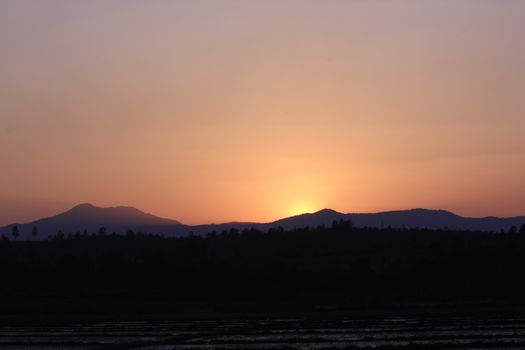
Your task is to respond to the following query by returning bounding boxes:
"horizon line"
[3,202,525,228]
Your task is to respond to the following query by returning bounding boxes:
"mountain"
[267,209,525,231]
[261,209,347,230]
[0,203,183,239]
[267,208,525,232]
[347,208,525,232]
[194,208,525,234]
[1,204,525,240]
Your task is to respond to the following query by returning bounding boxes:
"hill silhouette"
[262,208,525,232]
[0,203,182,239]
[2,204,525,239]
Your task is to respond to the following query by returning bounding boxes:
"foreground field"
[3,314,525,349]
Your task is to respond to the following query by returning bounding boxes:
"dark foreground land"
[4,310,525,349]
[2,222,525,348]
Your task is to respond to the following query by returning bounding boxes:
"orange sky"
[1,1,525,225]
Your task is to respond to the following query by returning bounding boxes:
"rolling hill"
[0,203,183,239]
[1,204,524,239]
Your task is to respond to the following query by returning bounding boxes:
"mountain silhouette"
[345,208,525,231]
[263,208,345,230]
[271,208,525,232]
[0,203,182,239]
[1,204,525,239]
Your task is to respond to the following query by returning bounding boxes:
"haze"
[1,0,525,226]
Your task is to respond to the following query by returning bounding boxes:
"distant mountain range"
[1,203,525,240]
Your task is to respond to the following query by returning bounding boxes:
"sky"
[1,0,525,225]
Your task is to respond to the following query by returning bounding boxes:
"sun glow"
[286,202,317,217]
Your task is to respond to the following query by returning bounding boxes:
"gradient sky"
[1,0,525,225]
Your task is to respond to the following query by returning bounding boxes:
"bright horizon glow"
[285,201,319,218]
[1,1,525,226]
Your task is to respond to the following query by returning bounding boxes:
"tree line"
[2,220,525,314]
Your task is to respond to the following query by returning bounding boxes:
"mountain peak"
[68,203,147,216]
[314,208,342,215]
[406,208,458,217]
[71,203,96,210]
[0,203,183,239]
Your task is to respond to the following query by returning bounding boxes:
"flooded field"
[3,314,525,349]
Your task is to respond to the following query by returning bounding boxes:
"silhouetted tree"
[98,226,107,236]
[32,226,38,239]
[55,230,64,240]
[6,223,525,314]
[332,219,353,230]
[509,226,518,234]
[520,224,525,235]
[12,226,19,240]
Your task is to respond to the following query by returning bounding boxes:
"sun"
[286,201,317,217]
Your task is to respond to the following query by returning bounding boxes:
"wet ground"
[3,315,525,349]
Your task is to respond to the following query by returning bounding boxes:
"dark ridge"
[1,204,525,240]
